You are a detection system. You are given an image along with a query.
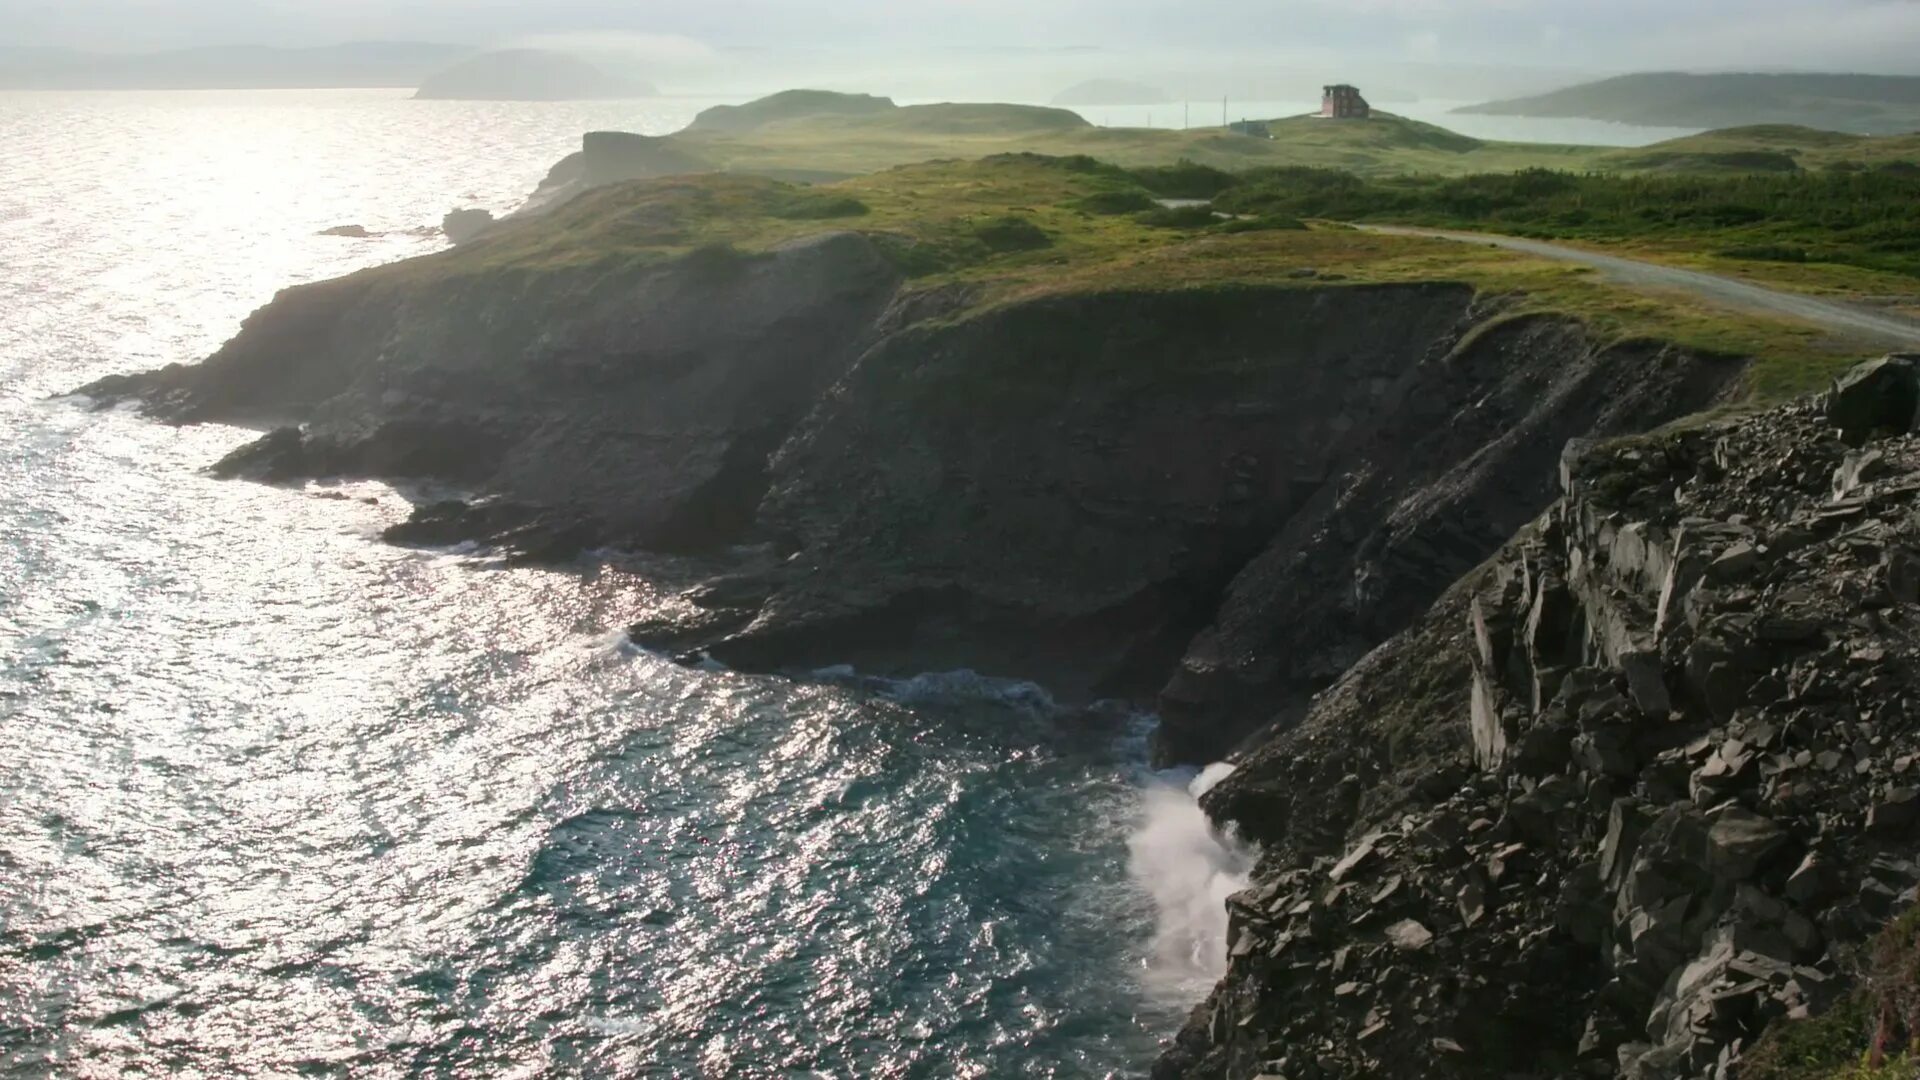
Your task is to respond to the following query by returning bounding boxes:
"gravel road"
[1358,224,1920,350]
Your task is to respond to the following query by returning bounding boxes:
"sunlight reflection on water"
[0,89,1215,1078]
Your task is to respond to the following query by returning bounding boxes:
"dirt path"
[1358,224,1920,350]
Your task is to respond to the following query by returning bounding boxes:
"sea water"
[0,89,1247,1078]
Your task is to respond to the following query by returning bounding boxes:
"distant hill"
[1259,111,1486,154]
[0,41,469,90]
[1051,79,1172,106]
[414,50,654,101]
[1458,72,1920,135]
[687,90,899,134]
[1595,124,1920,173]
[686,91,1090,138]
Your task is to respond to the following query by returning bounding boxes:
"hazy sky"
[8,0,1920,75]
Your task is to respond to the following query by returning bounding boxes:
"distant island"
[1458,71,1920,135]
[0,41,470,90]
[1050,79,1172,106]
[414,49,655,101]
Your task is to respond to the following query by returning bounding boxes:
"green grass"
[1216,167,1920,274]
[1200,161,1920,332]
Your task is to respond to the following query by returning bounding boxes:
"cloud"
[2,0,1917,76]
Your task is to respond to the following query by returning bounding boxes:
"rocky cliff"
[86,237,1743,724]
[94,211,1900,1076]
[85,233,902,557]
[1158,357,1920,1079]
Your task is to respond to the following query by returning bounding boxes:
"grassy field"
[415,153,1889,402]
[1204,159,1920,334]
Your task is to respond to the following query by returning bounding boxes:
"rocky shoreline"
[1161,357,1920,1078]
[79,202,1920,1076]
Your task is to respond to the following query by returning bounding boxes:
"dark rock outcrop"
[84,231,903,559]
[1158,365,1920,1079]
[631,291,1739,707]
[84,250,1742,707]
[1156,316,1740,763]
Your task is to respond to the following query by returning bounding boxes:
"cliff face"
[620,285,1741,717]
[1159,361,1920,1079]
[86,247,1742,712]
[667,284,1484,699]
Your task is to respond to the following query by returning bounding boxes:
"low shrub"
[1070,190,1160,215]
[971,215,1052,252]
[1135,205,1220,229]
[768,192,871,220]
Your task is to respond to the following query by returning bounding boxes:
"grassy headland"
[427,148,1905,401]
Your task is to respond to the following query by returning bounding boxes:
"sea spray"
[1128,762,1255,990]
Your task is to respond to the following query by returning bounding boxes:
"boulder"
[442,207,497,245]
[1707,807,1789,881]
[1868,788,1920,836]
[1385,918,1434,951]
[1825,355,1919,445]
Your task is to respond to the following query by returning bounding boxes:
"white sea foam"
[1128,763,1255,989]
[808,665,1061,716]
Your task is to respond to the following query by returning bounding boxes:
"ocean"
[0,89,1257,1078]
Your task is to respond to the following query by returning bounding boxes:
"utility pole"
[1184,100,1189,129]
[1222,96,1227,128]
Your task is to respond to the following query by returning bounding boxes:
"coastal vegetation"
[1743,910,1920,1079]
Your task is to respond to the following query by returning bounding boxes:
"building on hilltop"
[1320,84,1371,120]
